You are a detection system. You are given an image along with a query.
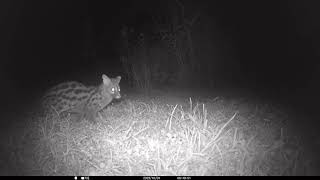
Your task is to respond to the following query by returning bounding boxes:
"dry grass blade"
[213,111,238,141]
[203,104,208,130]
[201,111,238,154]
[166,104,178,131]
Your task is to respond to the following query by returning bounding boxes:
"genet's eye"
[111,88,115,93]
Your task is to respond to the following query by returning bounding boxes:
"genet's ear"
[114,76,121,84]
[102,74,111,85]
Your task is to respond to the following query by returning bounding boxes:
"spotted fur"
[42,74,121,122]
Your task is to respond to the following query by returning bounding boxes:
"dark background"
[0,0,319,125]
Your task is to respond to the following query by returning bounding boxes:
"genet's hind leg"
[63,105,86,122]
[83,110,98,123]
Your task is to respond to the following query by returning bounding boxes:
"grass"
[1,90,319,176]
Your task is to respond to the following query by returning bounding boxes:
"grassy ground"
[1,88,319,176]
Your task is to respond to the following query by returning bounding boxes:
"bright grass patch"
[2,94,319,176]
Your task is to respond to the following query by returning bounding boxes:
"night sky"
[1,0,320,122]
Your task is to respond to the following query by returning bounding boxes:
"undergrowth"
[2,95,317,176]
